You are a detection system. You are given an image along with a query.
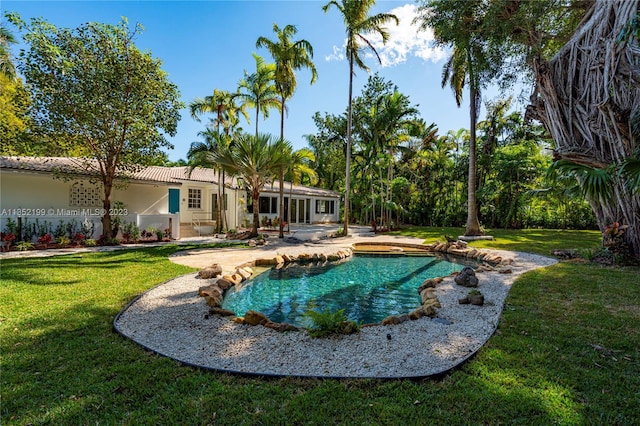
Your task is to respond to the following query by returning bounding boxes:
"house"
[0,156,341,239]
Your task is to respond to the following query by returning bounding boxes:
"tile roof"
[0,156,340,198]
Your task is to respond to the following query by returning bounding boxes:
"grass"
[2,232,639,425]
[390,226,602,255]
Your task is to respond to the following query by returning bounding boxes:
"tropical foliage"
[322,0,398,236]
[9,16,183,237]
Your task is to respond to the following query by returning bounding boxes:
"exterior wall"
[243,191,340,226]
[175,182,242,231]
[0,171,179,239]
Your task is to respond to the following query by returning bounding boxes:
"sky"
[3,0,524,161]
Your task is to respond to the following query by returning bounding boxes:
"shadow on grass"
[2,241,639,424]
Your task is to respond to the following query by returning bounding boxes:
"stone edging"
[196,241,515,334]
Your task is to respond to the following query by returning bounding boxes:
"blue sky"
[4,1,520,161]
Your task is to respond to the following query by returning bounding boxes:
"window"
[188,188,202,209]
[69,182,101,207]
[252,196,278,214]
[315,199,335,214]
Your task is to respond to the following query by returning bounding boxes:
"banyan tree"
[525,0,640,259]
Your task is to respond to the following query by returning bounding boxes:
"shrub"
[15,241,34,251]
[305,308,360,338]
[84,239,97,247]
[56,236,71,247]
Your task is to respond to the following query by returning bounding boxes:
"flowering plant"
[1,232,16,242]
[72,232,85,243]
[37,234,53,244]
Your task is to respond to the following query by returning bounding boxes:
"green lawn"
[1,233,639,425]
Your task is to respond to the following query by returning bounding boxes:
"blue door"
[168,189,180,213]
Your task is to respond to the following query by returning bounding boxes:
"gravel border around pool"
[113,245,556,379]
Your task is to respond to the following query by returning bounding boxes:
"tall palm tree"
[214,133,290,237]
[237,53,282,136]
[322,0,398,236]
[441,43,483,236]
[257,24,318,238]
[284,148,318,232]
[189,90,248,232]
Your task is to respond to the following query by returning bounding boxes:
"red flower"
[1,232,16,242]
[38,234,53,244]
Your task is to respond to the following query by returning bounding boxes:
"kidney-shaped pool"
[222,254,476,326]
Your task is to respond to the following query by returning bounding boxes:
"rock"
[248,240,257,247]
[281,254,292,263]
[205,294,223,308]
[409,305,437,320]
[327,254,340,261]
[263,321,298,332]
[216,278,234,290]
[466,249,478,258]
[319,253,327,262]
[454,267,479,287]
[199,284,222,298]
[469,294,485,306]
[422,298,441,309]
[381,315,402,325]
[236,268,252,280]
[244,310,270,326]
[417,277,443,293]
[458,297,470,304]
[456,240,469,248]
[449,249,469,257]
[255,239,266,246]
[274,255,285,265]
[298,253,311,263]
[420,289,437,304]
[223,274,242,285]
[198,264,222,279]
[498,267,513,274]
[231,316,245,324]
[209,307,236,316]
[255,258,277,266]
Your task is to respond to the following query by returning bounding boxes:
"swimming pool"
[221,254,474,326]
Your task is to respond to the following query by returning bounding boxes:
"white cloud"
[325,44,345,62]
[325,3,446,67]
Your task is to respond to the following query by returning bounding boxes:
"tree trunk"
[343,52,354,236]
[215,170,222,234]
[101,180,112,242]
[465,83,482,236]
[527,0,640,259]
[251,191,260,238]
[279,96,285,239]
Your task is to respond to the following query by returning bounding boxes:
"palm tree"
[237,53,282,136]
[189,89,248,137]
[189,90,248,232]
[214,133,290,237]
[0,24,17,79]
[322,0,398,236]
[284,148,318,232]
[186,129,227,233]
[440,43,483,236]
[257,24,318,238]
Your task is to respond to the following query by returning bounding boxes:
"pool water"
[222,254,471,327]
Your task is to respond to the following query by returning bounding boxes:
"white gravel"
[114,245,556,378]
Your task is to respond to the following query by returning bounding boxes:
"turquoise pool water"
[221,254,471,326]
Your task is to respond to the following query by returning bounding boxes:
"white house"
[0,156,341,239]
